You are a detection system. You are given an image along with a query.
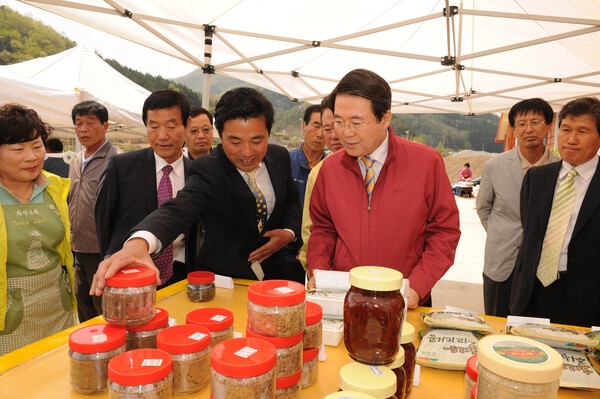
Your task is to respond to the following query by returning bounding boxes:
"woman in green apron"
[0,103,76,356]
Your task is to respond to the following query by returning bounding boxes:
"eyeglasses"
[333,117,377,132]
[513,119,546,131]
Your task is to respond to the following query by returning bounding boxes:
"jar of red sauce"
[400,322,416,397]
[344,266,405,364]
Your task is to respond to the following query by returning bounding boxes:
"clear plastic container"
[400,322,416,396]
[464,355,478,399]
[107,348,173,399]
[304,301,323,350]
[69,324,126,394]
[210,337,277,399]
[246,328,303,378]
[276,369,301,399]
[126,307,169,350]
[386,346,406,399]
[186,307,234,346]
[102,266,156,328]
[156,324,211,395]
[476,335,562,399]
[186,271,216,302]
[344,266,405,364]
[247,280,306,337]
[339,362,398,399]
[301,347,319,388]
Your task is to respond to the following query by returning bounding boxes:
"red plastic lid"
[105,265,156,288]
[303,347,319,362]
[187,271,215,284]
[246,328,303,348]
[69,324,126,353]
[247,280,306,306]
[127,307,169,332]
[186,307,234,331]
[466,355,479,381]
[210,337,276,378]
[156,324,211,354]
[276,368,301,389]
[305,301,323,325]
[108,348,172,385]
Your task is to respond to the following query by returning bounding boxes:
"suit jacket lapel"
[137,148,158,212]
[573,158,600,236]
[538,162,562,236]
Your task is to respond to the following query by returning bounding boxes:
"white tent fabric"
[2,44,149,134]
[19,0,600,115]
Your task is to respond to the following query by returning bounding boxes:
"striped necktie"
[246,169,268,232]
[536,168,578,287]
[362,155,375,206]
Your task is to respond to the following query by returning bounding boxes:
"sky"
[1,0,198,78]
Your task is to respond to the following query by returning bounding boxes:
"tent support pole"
[202,24,216,110]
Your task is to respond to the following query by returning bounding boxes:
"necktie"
[154,165,174,285]
[536,168,578,287]
[362,155,375,206]
[246,169,268,232]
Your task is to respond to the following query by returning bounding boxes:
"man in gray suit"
[476,98,560,317]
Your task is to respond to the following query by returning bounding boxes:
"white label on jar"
[274,286,294,294]
[369,365,384,376]
[91,334,108,343]
[210,314,227,322]
[121,268,140,274]
[189,332,208,341]
[142,359,164,366]
[235,346,258,358]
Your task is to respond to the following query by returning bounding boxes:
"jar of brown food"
[246,328,303,378]
[186,271,216,302]
[107,348,173,399]
[304,300,323,350]
[400,322,416,396]
[102,265,156,328]
[126,307,169,350]
[276,369,302,399]
[185,307,234,346]
[301,347,319,388]
[344,266,404,364]
[69,324,126,394]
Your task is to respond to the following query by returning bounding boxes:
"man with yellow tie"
[511,97,600,327]
[306,69,461,309]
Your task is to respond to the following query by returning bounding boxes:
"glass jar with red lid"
[210,337,277,399]
[247,280,306,337]
[102,265,156,328]
[276,368,302,399]
[304,300,323,350]
[186,271,216,302]
[186,307,234,346]
[126,307,169,350]
[344,266,405,364]
[107,348,173,399]
[69,323,126,394]
[246,328,303,378]
[301,347,320,388]
[157,324,211,394]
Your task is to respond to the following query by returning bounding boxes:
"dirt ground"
[444,150,496,183]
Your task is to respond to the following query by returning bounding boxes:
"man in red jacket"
[306,69,461,308]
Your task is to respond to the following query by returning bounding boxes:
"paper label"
[235,346,258,358]
[141,359,163,366]
[91,334,108,343]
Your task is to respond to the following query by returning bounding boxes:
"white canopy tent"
[18,0,600,115]
[2,44,150,136]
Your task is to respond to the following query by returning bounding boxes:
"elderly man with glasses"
[476,98,560,317]
[305,69,460,309]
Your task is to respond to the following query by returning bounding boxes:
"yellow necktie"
[362,156,375,206]
[536,168,578,287]
[246,169,268,232]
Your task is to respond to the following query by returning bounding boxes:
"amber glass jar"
[400,322,416,396]
[344,266,405,364]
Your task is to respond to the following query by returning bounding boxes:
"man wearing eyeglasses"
[306,69,460,309]
[476,98,560,317]
[184,106,214,160]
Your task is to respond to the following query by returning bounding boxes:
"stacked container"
[125,307,169,350]
[186,307,234,346]
[107,348,173,398]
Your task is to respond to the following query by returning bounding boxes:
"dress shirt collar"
[560,156,598,182]
[154,152,185,180]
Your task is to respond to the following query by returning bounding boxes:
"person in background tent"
[0,103,75,355]
[43,137,69,178]
[459,162,472,181]
[88,87,301,296]
[184,106,214,160]
[95,90,196,288]
[476,98,560,317]
[511,97,600,327]
[306,69,460,309]
[68,100,121,322]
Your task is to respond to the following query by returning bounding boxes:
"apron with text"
[0,191,74,355]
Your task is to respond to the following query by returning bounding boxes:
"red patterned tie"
[154,165,174,284]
